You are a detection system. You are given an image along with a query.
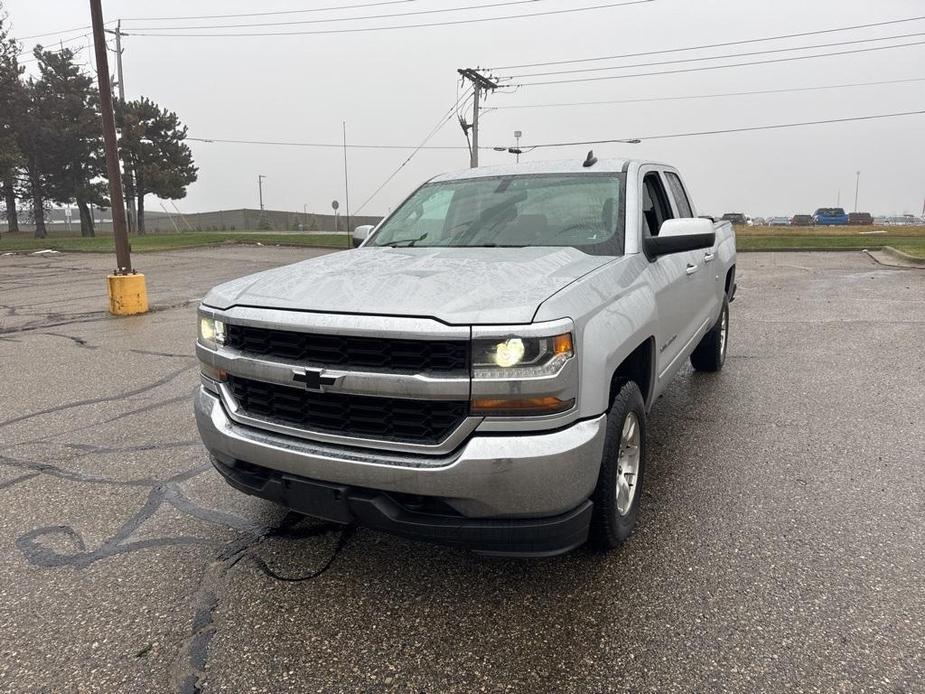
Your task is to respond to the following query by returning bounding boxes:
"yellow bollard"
[107,273,149,316]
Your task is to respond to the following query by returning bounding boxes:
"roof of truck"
[430,158,647,182]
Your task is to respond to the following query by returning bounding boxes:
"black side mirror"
[644,232,716,259]
[644,218,716,260]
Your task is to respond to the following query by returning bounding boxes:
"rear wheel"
[589,380,647,550]
[690,298,729,372]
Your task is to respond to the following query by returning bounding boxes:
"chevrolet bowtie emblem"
[293,368,340,392]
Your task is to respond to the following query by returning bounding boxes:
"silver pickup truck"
[195,156,736,556]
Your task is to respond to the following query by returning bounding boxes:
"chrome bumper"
[195,387,606,518]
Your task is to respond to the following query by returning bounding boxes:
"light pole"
[514,130,522,163]
[854,171,861,213]
[257,175,266,211]
[342,121,351,238]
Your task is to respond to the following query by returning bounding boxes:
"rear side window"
[642,172,674,237]
[665,172,693,218]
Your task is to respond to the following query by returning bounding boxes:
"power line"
[125,0,551,31]
[489,14,925,70]
[506,30,925,79]
[519,110,925,149]
[188,109,925,152]
[188,137,470,150]
[123,0,418,21]
[15,24,91,40]
[125,0,655,37]
[355,87,474,213]
[16,31,93,57]
[512,39,925,86]
[489,77,925,110]
[12,19,116,42]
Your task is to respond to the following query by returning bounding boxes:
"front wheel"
[690,298,729,372]
[588,380,647,550]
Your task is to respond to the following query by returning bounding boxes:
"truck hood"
[203,246,614,324]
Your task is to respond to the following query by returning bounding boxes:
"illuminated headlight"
[473,333,573,379]
[198,314,226,350]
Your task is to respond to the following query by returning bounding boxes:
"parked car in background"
[892,215,918,226]
[790,214,814,226]
[768,216,790,226]
[848,212,873,225]
[752,217,767,226]
[813,208,850,225]
[722,212,748,225]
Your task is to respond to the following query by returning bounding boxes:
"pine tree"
[0,4,24,236]
[31,47,107,236]
[117,97,198,233]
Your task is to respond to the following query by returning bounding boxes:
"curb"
[738,247,877,253]
[863,246,925,269]
[0,240,347,256]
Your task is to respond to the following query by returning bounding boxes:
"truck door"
[664,170,721,334]
[640,170,700,378]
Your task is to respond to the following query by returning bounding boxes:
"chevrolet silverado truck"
[195,157,736,556]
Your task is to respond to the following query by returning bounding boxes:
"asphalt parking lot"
[1,247,923,693]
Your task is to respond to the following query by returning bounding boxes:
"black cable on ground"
[246,523,356,583]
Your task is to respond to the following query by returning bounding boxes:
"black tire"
[588,380,647,550]
[690,297,729,372]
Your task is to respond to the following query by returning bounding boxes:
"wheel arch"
[608,337,656,411]
[725,264,736,300]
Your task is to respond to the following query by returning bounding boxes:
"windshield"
[368,173,625,255]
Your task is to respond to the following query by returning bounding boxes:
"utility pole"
[106,20,136,234]
[90,0,147,314]
[457,68,499,168]
[854,171,861,213]
[257,175,266,210]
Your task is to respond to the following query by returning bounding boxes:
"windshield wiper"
[384,232,428,247]
[465,243,527,248]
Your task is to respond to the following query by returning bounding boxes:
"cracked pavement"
[1,248,923,693]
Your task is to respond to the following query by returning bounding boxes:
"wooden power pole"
[90,0,148,314]
[457,68,499,168]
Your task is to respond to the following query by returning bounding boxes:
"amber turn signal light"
[471,396,575,417]
[553,333,573,355]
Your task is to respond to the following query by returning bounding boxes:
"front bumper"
[211,456,593,557]
[195,387,606,551]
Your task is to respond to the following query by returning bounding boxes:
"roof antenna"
[583,150,598,168]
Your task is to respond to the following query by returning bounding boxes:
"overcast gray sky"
[7,0,925,217]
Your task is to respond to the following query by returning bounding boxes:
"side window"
[665,172,693,218]
[642,172,674,237]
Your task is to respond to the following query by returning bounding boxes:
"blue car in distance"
[813,207,850,225]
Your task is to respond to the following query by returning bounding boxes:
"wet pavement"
[1,248,922,693]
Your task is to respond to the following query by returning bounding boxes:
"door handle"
[686,264,699,275]
[704,251,716,262]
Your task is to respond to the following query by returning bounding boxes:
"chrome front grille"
[228,375,470,445]
[200,309,478,454]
